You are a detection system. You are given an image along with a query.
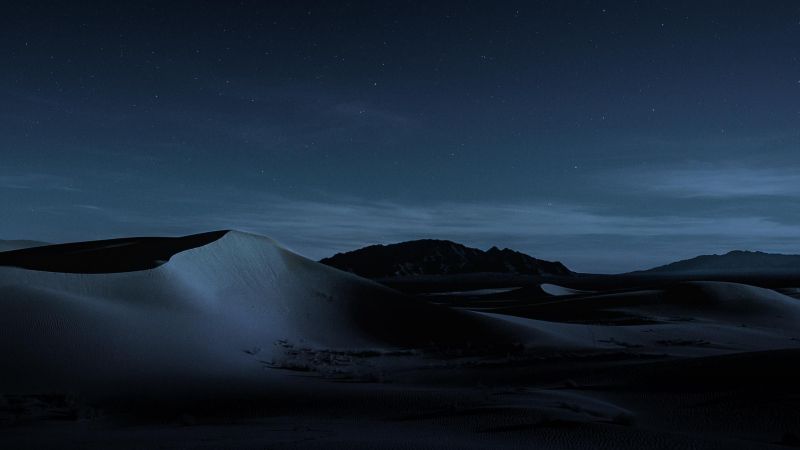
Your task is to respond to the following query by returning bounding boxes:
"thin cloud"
[628,167,800,198]
[0,174,81,192]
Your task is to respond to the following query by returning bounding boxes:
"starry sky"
[1,1,799,273]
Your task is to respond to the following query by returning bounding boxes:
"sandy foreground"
[1,231,799,449]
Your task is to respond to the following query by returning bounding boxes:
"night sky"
[2,1,799,273]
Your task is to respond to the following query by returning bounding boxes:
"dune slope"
[0,239,50,252]
[0,231,567,397]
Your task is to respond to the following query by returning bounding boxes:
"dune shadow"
[0,231,228,274]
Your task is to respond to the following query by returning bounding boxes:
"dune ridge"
[0,239,51,252]
[0,231,567,397]
[0,231,228,273]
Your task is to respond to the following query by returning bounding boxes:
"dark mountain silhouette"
[320,239,572,278]
[641,250,800,274]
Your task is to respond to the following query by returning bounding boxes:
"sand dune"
[540,283,592,296]
[3,231,800,449]
[487,280,800,327]
[0,231,569,397]
[0,231,227,273]
[661,281,800,323]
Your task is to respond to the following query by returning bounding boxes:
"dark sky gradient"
[2,1,799,272]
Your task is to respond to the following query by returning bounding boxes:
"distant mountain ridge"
[641,250,800,274]
[320,239,572,278]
